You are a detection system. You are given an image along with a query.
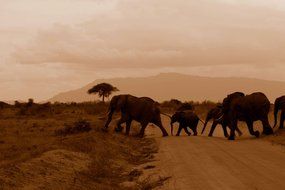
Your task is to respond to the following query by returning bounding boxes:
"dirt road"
[147,117,285,190]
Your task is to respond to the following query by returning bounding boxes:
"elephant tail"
[161,112,172,119]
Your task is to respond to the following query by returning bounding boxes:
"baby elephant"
[170,111,204,136]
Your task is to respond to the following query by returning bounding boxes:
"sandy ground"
[146,116,285,190]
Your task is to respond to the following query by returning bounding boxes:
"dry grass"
[0,102,160,189]
[55,118,92,136]
[135,176,171,190]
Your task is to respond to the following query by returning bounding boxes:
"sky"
[1,0,285,101]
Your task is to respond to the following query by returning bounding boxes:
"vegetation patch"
[55,118,92,136]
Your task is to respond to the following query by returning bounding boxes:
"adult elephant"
[273,96,285,129]
[170,110,204,136]
[201,105,242,138]
[222,92,273,140]
[104,94,169,137]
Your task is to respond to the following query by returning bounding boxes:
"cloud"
[1,0,285,100]
[10,0,285,69]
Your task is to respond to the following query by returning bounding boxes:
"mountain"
[48,73,285,103]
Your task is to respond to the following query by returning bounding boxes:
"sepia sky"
[1,0,285,101]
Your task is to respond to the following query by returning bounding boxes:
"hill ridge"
[48,73,285,103]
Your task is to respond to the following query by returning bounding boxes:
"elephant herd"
[103,92,285,140]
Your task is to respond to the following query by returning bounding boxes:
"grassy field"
[0,101,166,190]
[0,100,284,189]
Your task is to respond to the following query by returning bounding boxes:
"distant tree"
[87,83,119,102]
[27,98,34,107]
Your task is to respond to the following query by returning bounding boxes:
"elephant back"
[244,92,270,110]
[177,103,194,111]
[182,110,199,121]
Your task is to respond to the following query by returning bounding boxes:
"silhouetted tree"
[87,83,119,102]
[27,98,34,107]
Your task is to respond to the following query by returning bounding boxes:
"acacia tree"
[87,83,119,102]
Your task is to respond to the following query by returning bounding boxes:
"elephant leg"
[208,122,217,137]
[138,122,149,138]
[176,125,183,136]
[235,126,243,136]
[192,122,198,136]
[183,127,191,136]
[125,119,132,135]
[228,120,238,140]
[115,113,128,132]
[153,118,169,137]
[192,127,198,136]
[246,120,260,138]
[222,124,229,138]
[280,111,285,129]
[115,118,125,132]
[261,117,273,135]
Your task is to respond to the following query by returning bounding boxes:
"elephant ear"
[172,111,182,121]
[222,97,231,113]
[222,92,245,112]
[178,111,187,119]
[115,95,128,110]
[110,95,119,107]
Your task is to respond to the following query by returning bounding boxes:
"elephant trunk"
[201,113,211,134]
[201,119,209,134]
[104,106,115,129]
[273,102,279,128]
[170,122,174,136]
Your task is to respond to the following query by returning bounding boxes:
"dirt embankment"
[0,149,91,189]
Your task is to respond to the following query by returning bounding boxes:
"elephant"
[177,103,194,111]
[273,96,285,129]
[201,105,242,137]
[170,110,204,136]
[104,94,169,137]
[222,92,273,140]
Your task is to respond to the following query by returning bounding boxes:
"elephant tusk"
[215,113,224,122]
